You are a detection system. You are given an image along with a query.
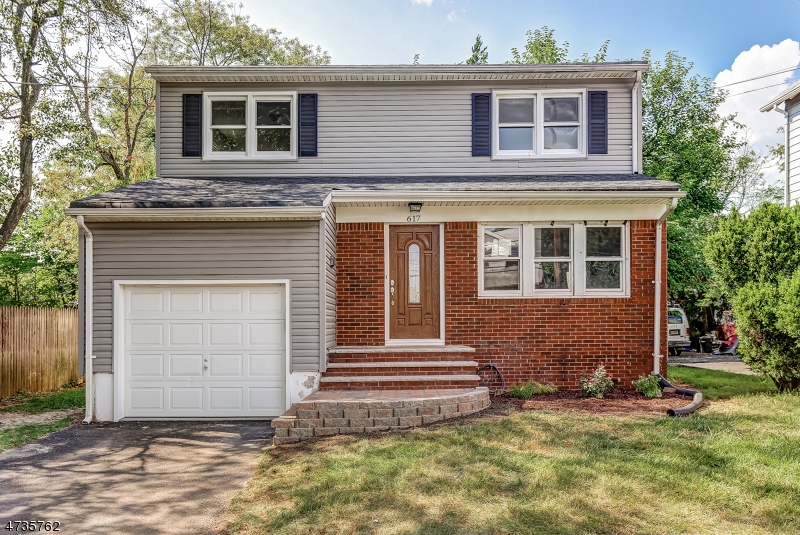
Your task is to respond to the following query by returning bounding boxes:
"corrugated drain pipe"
[76,216,94,424]
[656,374,704,416]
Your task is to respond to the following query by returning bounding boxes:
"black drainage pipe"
[656,374,704,417]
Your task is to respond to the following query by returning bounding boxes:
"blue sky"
[242,0,800,183]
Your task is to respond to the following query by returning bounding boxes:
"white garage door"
[122,284,286,418]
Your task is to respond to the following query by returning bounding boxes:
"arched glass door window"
[408,244,420,303]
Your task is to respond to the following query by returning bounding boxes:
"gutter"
[329,189,685,204]
[64,206,327,221]
[653,197,678,375]
[770,104,790,206]
[76,216,94,424]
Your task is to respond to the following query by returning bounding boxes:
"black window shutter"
[587,91,608,155]
[298,93,318,157]
[472,93,491,156]
[182,94,202,157]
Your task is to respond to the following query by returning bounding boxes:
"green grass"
[667,365,776,399]
[0,417,73,454]
[0,387,85,414]
[227,368,800,535]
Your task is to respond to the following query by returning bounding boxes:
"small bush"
[508,381,558,399]
[579,364,615,398]
[632,373,662,398]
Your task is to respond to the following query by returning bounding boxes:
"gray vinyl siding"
[788,96,800,204]
[87,221,321,373]
[324,204,336,352]
[158,80,633,177]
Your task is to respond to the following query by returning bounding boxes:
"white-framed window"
[203,91,297,160]
[479,226,522,296]
[492,90,585,159]
[478,222,629,298]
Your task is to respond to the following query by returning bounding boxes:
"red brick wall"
[444,221,667,388]
[336,223,385,345]
[334,220,668,388]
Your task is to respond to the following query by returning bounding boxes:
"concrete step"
[318,374,480,390]
[324,361,479,377]
[328,345,476,364]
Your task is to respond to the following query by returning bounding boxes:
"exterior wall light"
[408,202,423,213]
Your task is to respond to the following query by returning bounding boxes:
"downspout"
[76,216,94,423]
[632,70,642,174]
[653,198,678,374]
[771,104,789,206]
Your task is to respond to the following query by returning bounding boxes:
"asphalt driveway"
[0,421,273,534]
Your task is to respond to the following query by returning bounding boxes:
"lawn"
[667,365,776,399]
[0,418,74,454]
[0,387,86,414]
[227,368,800,535]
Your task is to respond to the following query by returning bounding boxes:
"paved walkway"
[669,351,756,375]
[0,421,273,535]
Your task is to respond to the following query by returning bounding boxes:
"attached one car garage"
[113,281,290,420]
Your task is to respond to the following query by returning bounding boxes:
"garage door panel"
[249,388,283,411]
[249,322,285,348]
[209,323,243,345]
[129,388,164,410]
[170,388,204,410]
[209,291,243,313]
[129,324,164,347]
[209,388,243,410]
[169,291,203,313]
[249,354,283,377]
[123,284,286,418]
[129,353,164,378]
[170,354,204,377]
[170,323,204,345]
[209,354,243,377]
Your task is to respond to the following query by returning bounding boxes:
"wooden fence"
[0,307,79,398]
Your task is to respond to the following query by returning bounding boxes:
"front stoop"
[320,345,479,390]
[271,387,490,445]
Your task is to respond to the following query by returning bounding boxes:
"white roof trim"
[145,62,649,83]
[328,189,685,204]
[760,79,800,112]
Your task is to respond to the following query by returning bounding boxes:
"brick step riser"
[319,380,479,390]
[324,367,477,377]
[329,353,473,363]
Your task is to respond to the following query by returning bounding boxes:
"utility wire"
[716,64,800,88]
[727,81,791,98]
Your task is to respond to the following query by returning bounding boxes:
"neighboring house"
[66,63,684,423]
[761,81,800,206]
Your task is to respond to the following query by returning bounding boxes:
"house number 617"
[406,215,420,222]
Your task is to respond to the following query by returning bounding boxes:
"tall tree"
[0,0,138,251]
[509,26,609,64]
[150,0,331,66]
[466,34,488,65]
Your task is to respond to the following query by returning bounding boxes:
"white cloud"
[715,39,800,183]
[446,9,455,21]
[411,0,433,5]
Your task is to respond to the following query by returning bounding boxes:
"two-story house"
[66,62,684,426]
[762,80,800,206]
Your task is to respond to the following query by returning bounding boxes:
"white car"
[667,307,691,356]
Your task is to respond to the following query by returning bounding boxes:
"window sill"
[202,154,298,162]
[477,294,630,300]
[491,152,587,161]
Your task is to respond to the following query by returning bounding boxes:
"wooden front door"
[389,225,440,340]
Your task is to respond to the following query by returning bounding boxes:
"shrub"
[579,364,615,398]
[508,381,558,399]
[632,373,662,398]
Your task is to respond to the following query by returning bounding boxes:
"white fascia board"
[64,206,326,221]
[329,189,686,204]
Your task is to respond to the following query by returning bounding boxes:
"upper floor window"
[204,92,297,160]
[492,90,585,159]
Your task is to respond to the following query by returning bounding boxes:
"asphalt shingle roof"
[69,175,681,209]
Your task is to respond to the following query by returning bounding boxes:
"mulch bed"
[491,390,694,417]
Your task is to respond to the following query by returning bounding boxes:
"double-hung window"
[492,90,585,159]
[479,223,628,297]
[480,226,521,294]
[204,92,297,160]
